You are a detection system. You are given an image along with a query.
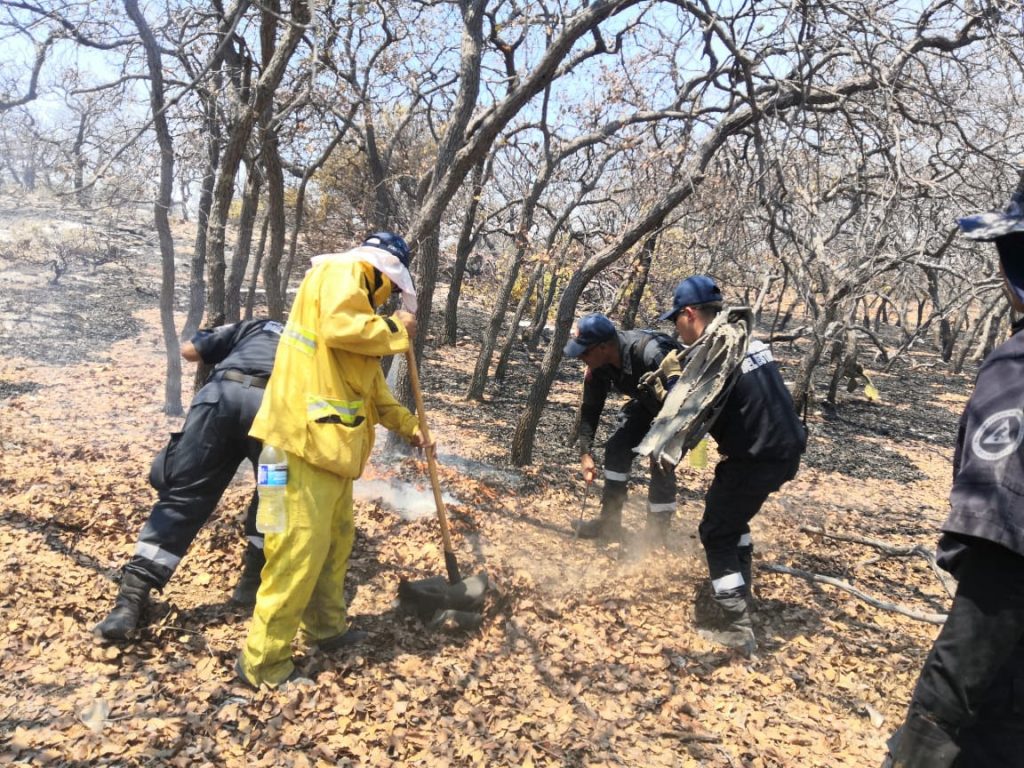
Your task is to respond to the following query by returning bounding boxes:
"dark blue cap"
[658,275,723,321]
[958,186,1024,242]
[363,231,411,268]
[564,313,617,358]
[959,186,1024,302]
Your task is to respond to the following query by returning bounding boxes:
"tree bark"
[245,213,270,320]
[442,161,486,346]
[226,157,261,323]
[204,0,309,327]
[620,235,656,330]
[124,0,182,415]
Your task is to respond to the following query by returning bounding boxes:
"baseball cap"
[958,187,1024,242]
[658,275,723,321]
[363,231,411,268]
[564,313,617,358]
[959,186,1024,302]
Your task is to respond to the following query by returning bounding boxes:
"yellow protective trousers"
[239,453,355,686]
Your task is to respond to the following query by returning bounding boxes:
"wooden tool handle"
[405,348,461,584]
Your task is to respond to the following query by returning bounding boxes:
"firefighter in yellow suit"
[237,232,424,688]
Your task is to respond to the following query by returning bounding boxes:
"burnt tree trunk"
[125,0,182,415]
[245,214,270,320]
[226,158,261,323]
[620,235,655,330]
[442,161,486,346]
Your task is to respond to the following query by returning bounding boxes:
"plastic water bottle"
[256,445,288,534]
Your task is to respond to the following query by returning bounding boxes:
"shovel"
[398,348,488,627]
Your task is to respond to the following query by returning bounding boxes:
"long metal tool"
[405,348,461,584]
[573,481,591,540]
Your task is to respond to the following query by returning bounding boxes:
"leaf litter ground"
[0,209,971,767]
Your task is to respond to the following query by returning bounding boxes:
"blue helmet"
[363,231,411,268]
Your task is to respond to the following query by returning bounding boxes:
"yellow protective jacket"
[250,258,420,478]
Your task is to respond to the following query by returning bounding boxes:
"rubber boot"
[885,712,960,768]
[572,481,626,541]
[738,544,756,611]
[231,544,265,607]
[697,594,756,657]
[692,580,722,627]
[93,572,152,641]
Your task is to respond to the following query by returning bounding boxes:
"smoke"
[354,475,459,521]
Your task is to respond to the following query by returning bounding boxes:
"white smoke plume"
[354,475,459,521]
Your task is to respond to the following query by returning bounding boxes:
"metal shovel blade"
[398,571,489,623]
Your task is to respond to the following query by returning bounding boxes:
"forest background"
[1,0,1023,766]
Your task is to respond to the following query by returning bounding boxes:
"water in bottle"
[256,444,288,533]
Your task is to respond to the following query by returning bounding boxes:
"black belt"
[222,370,269,389]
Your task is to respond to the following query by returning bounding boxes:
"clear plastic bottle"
[256,444,288,534]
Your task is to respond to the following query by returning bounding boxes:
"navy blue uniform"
[124,320,282,588]
[580,330,682,519]
[700,338,806,600]
[897,320,1024,766]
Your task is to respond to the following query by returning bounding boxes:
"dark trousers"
[124,378,264,588]
[699,455,800,596]
[603,400,676,513]
[903,539,1024,766]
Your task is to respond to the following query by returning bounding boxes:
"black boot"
[93,572,152,641]
[738,544,756,610]
[572,481,626,541]
[885,712,960,768]
[697,594,756,657]
[693,580,722,627]
[231,544,265,607]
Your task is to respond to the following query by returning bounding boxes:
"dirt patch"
[0,196,159,365]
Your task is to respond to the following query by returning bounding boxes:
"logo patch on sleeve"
[971,408,1024,462]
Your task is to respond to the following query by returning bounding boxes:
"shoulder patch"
[971,408,1024,462]
[264,320,284,335]
[741,339,773,374]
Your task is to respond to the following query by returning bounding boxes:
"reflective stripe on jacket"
[249,258,419,478]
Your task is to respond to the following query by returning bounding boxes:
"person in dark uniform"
[884,186,1024,767]
[661,275,806,655]
[94,319,282,641]
[567,313,682,544]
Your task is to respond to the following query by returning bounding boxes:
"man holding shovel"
[236,232,426,689]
